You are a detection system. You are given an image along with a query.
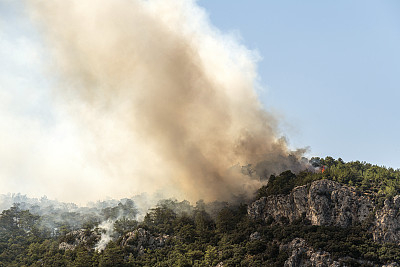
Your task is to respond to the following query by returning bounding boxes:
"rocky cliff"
[248,179,400,245]
[248,179,375,227]
[373,196,400,245]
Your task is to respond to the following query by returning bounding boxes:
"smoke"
[25,0,307,202]
[95,219,116,251]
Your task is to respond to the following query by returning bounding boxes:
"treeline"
[2,199,400,266]
[0,194,144,235]
[1,157,400,266]
[257,156,400,204]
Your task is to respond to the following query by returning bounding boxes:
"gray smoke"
[26,0,307,202]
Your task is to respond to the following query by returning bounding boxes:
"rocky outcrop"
[281,238,400,267]
[382,263,399,267]
[373,196,400,245]
[248,178,400,246]
[58,242,77,251]
[59,229,100,250]
[282,238,339,267]
[249,231,261,241]
[120,228,169,255]
[248,179,374,227]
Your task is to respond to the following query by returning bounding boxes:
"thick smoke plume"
[27,0,306,202]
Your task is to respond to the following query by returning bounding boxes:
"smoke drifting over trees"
[22,0,307,203]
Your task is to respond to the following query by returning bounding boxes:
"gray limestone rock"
[373,195,400,245]
[249,231,261,241]
[120,228,169,254]
[248,179,374,227]
[283,238,338,267]
[58,229,100,250]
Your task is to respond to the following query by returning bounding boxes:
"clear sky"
[199,0,400,168]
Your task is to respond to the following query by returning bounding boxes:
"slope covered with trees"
[1,157,400,266]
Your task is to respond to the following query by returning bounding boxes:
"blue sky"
[199,0,400,168]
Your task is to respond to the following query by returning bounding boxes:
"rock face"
[373,196,400,245]
[282,238,400,267]
[248,178,400,246]
[59,229,100,250]
[120,228,169,255]
[282,238,339,267]
[248,179,375,227]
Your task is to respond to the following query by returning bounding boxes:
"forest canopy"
[1,157,400,266]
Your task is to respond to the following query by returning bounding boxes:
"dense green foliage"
[256,170,318,198]
[313,157,400,198]
[257,156,400,204]
[1,157,400,266]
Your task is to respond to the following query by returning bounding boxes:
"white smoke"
[1,0,308,204]
[94,219,116,251]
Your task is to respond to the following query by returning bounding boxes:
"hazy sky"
[0,0,399,202]
[199,0,400,168]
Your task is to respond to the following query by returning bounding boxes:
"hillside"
[1,157,400,266]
